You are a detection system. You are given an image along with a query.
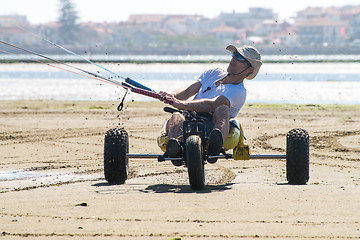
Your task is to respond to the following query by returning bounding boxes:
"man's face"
[227,52,251,75]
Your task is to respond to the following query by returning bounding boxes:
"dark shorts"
[191,111,213,121]
[190,111,214,135]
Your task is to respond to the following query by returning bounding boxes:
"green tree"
[58,0,79,44]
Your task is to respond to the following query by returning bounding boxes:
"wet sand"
[0,100,359,239]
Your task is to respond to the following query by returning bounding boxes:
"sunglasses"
[232,53,247,63]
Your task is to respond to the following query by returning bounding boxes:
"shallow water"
[0,170,47,180]
[0,169,101,192]
[1,62,360,104]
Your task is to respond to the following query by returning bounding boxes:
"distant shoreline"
[2,52,360,64]
[1,59,360,64]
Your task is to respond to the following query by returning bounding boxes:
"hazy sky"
[2,0,360,24]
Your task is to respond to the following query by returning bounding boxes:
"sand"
[0,100,359,239]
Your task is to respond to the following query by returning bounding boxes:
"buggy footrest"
[126,154,182,162]
[127,153,286,160]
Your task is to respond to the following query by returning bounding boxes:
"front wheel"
[104,128,129,184]
[185,135,205,190]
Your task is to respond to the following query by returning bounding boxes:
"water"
[1,62,360,104]
[0,170,47,180]
[2,53,360,62]
[0,169,101,192]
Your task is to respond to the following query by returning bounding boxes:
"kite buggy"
[103,86,310,191]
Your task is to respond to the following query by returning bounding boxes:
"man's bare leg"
[165,112,185,162]
[166,112,185,142]
[205,105,229,163]
[212,104,230,142]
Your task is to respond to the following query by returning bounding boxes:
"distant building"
[294,17,347,47]
[128,14,167,29]
[253,19,290,36]
[127,14,206,35]
[249,7,277,21]
[0,15,41,46]
[217,7,278,29]
[0,15,29,27]
[164,15,205,35]
[349,15,360,40]
[295,5,360,22]
[208,25,244,43]
[2,5,360,54]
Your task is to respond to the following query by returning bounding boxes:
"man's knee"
[215,104,229,112]
[213,104,230,119]
[170,112,185,123]
[166,112,185,131]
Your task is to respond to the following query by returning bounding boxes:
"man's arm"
[171,95,231,113]
[172,81,202,100]
[159,81,230,112]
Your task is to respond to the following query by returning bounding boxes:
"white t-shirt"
[193,68,246,118]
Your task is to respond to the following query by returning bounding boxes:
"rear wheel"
[104,128,129,184]
[286,128,309,185]
[185,135,205,190]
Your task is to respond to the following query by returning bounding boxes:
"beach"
[0,100,359,239]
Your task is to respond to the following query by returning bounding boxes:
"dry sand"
[0,100,359,239]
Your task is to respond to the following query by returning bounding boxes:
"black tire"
[104,128,129,184]
[286,128,310,185]
[185,135,205,190]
